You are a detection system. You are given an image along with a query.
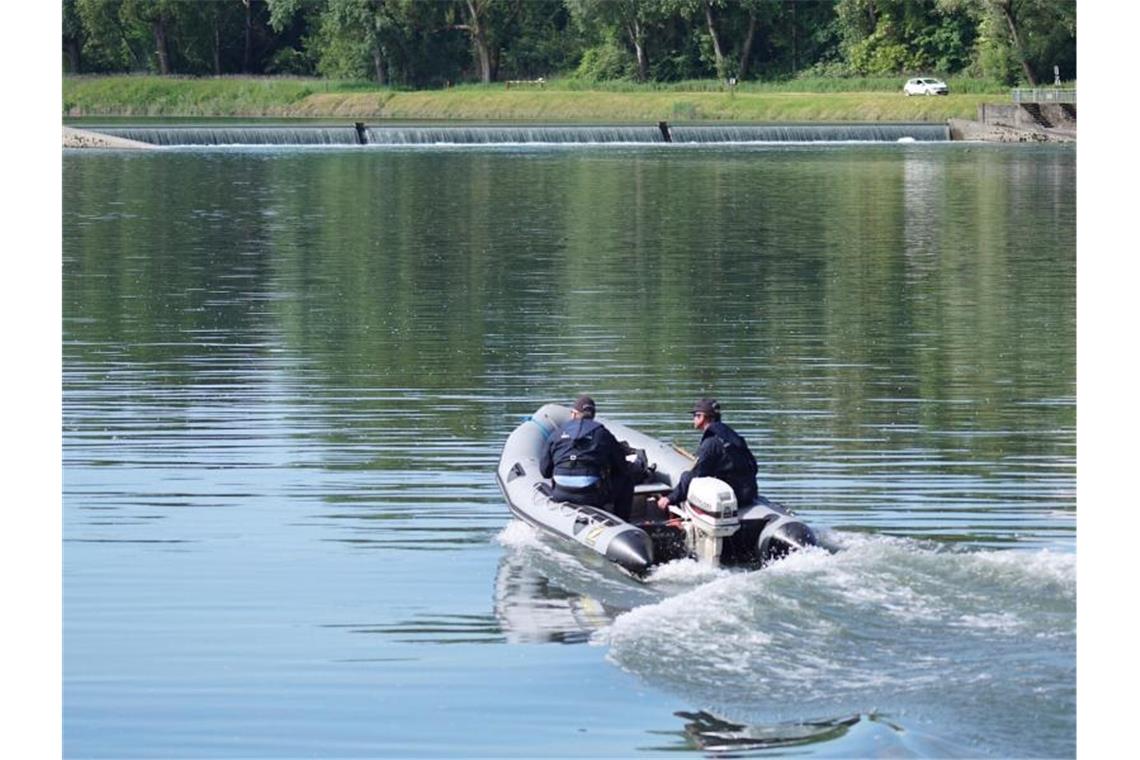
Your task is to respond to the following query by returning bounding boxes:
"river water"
[63,142,1075,758]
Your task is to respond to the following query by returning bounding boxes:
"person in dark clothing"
[656,398,759,512]
[540,395,635,520]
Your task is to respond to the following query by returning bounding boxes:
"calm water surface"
[63,143,1075,758]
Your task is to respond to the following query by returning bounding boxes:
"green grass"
[63,74,1010,123]
[538,75,1009,94]
[63,75,362,116]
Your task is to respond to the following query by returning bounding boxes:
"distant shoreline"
[64,75,993,124]
[62,76,1074,145]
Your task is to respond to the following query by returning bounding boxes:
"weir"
[671,123,949,142]
[95,126,362,146]
[91,123,950,147]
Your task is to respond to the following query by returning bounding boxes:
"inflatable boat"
[495,404,821,576]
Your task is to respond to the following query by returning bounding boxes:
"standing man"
[656,398,758,512]
[540,395,634,520]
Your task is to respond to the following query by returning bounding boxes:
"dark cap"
[691,398,721,419]
[572,395,597,417]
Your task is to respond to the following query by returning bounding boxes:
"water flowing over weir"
[92,122,950,146]
[94,126,362,146]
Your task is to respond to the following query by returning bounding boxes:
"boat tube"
[496,404,821,575]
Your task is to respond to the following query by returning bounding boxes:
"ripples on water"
[497,522,1075,758]
[64,144,1074,757]
[497,515,1074,760]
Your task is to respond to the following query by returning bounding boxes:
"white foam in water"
[968,547,1076,594]
[596,532,1075,727]
[496,518,543,549]
[644,557,731,585]
[952,611,1024,633]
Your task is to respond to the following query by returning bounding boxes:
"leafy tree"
[175,1,252,75]
[497,0,582,80]
[305,0,413,83]
[443,0,528,83]
[62,0,1075,84]
[71,0,244,75]
[266,0,305,34]
[64,0,85,72]
[73,0,146,72]
[968,0,1076,84]
[663,0,778,81]
[771,0,844,78]
[696,0,782,81]
[568,0,673,81]
[265,0,325,75]
[988,0,1036,83]
[267,0,463,86]
[835,0,975,75]
[118,0,178,74]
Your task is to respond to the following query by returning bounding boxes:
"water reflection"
[647,710,979,756]
[493,553,622,644]
[670,710,863,753]
[63,145,1075,758]
[322,614,504,645]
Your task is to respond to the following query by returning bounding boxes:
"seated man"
[656,398,759,512]
[540,395,634,520]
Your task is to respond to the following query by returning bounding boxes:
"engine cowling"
[684,477,740,564]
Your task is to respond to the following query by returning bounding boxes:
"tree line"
[63,1,1076,87]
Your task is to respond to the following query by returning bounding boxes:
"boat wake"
[600,532,1075,756]
[496,523,1075,757]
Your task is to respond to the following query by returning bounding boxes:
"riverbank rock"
[948,118,1075,143]
[63,126,154,149]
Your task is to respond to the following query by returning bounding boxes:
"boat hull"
[496,404,819,574]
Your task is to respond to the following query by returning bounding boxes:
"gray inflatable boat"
[496,404,821,576]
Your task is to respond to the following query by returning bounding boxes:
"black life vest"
[706,421,758,506]
[549,419,609,480]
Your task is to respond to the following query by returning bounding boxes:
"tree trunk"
[999,1,1037,85]
[704,2,727,80]
[627,20,649,82]
[474,36,492,82]
[65,39,82,74]
[738,13,758,81]
[465,0,494,83]
[790,0,797,74]
[372,46,387,85]
[242,0,253,74]
[214,17,223,75]
[153,16,172,75]
[635,41,649,82]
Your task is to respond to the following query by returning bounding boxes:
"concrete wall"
[978,103,1076,129]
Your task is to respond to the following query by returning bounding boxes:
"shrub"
[848,32,914,75]
[575,42,635,81]
[267,48,314,76]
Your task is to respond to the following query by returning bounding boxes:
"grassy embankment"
[63,75,1005,123]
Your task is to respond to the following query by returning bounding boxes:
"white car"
[903,77,949,96]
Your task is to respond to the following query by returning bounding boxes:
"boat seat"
[633,482,671,496]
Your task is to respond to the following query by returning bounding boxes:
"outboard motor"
[755,513,820,565]
[682,478,740,565]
